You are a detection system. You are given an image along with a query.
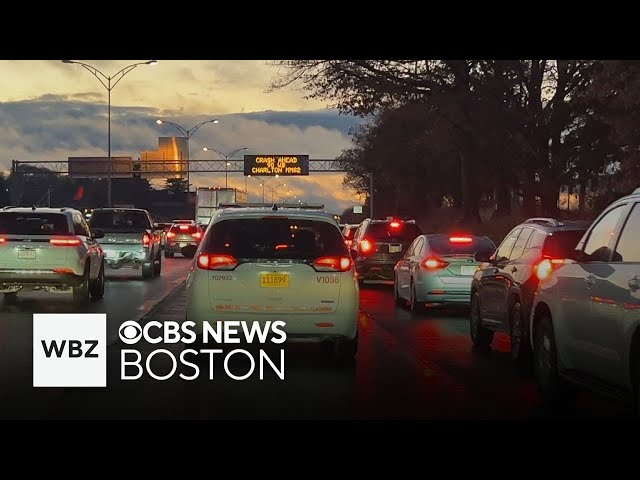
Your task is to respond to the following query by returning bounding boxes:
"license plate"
[260,273,289,288]
[389,245,402,253]
[18,250,36,259]
[461,266,477,275]
[180,242,189,247]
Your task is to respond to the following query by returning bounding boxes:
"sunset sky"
[0,60,366,213]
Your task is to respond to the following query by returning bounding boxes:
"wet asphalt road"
[0,275,632,419]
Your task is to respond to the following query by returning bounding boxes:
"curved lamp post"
[62,60,158,207]
[202,147,248,189]
[156,118,220,191]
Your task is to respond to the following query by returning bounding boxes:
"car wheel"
[331,331,358,364]
[409,279,423,313]
[510,300,532,371]
[533,313,574,406]
[394,275,404,307]
[470,292,493,349]
[154,252,162,276]
[164,251,174,258]
[3,292,18,304]
[142,262,154,279]
[89,261,105,300]
[73,265,91,304]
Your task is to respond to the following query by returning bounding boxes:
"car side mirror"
[474,251,491,263]
[91,229,104,239]
[569,249,587,262]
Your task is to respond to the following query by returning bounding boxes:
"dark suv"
[351,218,423,285]
[470,217,590,369]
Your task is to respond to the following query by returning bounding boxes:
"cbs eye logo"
[119,321,142,345]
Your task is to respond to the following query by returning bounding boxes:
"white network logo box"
[33,313,107,387]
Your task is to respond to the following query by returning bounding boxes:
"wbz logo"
[33,314,107,387]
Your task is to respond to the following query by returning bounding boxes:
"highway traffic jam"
[1,187,640,418]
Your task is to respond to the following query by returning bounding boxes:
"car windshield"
[366,222,422,242]
[0,212,71,236]
[427,235,496,256]
[89,210,150,231]
[543,229,587,257]
[170,224,198,234]
[204,218,348,260]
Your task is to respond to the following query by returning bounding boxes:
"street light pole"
[157,118,220,192]
[62,60,157,207]
[202,147,248,190]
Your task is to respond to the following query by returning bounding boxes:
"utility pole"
[369,173,374,219]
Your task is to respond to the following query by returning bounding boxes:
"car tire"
[89,261,105,301]
[73,265,91,304]
[510,300,532,371]
[331,332,358,364]
[533,313,574,406]
[3,292,18,304]
[394,275,404,307]
[154,252,162,276]
[409,279,423,313]
[470,292,493,350]
[142,262,154,279]
[164,251,174,259]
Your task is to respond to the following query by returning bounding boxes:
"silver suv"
[530,187,640,414]
[88,208,162,279]
[0,206,106,304]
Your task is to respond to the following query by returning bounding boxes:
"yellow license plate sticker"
[260,273,289,288]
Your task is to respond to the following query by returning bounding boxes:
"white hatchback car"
[185,206,359,360]
[0,206,106,304]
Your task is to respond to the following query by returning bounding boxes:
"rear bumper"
[102,248,153,269]
[165,242,199,254]
[416,275,473,305]
[356,258,397,280]
[0,270,84,289]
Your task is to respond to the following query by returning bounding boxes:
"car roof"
[0,206,79,215]
[516,217,591,232]
[93,208,148,212]
[213,207,337,223]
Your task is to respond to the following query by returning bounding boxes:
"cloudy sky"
[0,60,367,213]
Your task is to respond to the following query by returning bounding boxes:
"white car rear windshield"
[205,218,348,260]
[0,212,70,236]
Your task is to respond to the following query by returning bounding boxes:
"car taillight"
[179,225,190,231]
[313,256,352,272]
[0,237,6,244]
[535,258,564,280]
[421,257,449,270]
[50,237,82,246]
[360,239,375,254]
[197,253,238,270]
[449,236,473,243]
[192,232,202,240]
[167,231,176,239]
[389,221,401,229]
[143,233,151,246]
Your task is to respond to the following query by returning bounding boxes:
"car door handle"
[629,277,640,291]
[584,275,596,287]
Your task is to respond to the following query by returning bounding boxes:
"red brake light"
[389,221,401,229]
[50,237,81,246]
[197,254,238,270]
[0,237,6,244]
[421,257,449,270]
[179,225,189,231]
[167,231,176,239]
[535,258,564,280]
[450,236,473,243]
[143,233,151,246]
[192,231,202,240]
[313,256,352,272]
[360,239,375,254]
